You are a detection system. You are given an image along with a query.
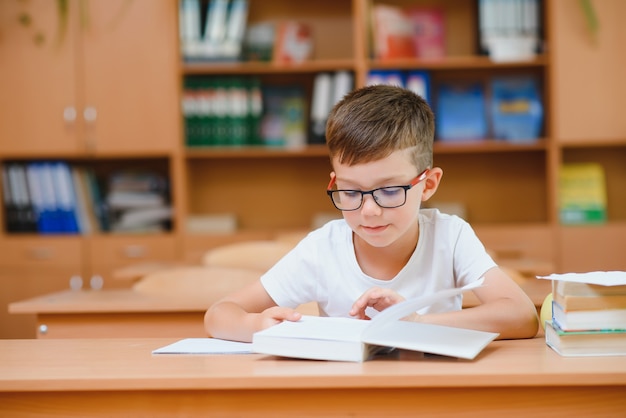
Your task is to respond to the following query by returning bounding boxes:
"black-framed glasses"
[326,169,429,211]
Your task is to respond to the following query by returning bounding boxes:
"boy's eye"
[340,190,361,199]
[377,187,403,197]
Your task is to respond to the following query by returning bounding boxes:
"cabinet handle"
[63,106,77,122]
[84,106,98,123]
[123,245,147,259]
[69,275,83,290]
[90,275,104,290]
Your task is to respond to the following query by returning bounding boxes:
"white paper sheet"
[152,338,253,355]
[537,271,626,286]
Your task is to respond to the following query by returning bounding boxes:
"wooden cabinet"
[549,0,626,272]
[0,0,182,338]
[86,235,180,289]
[0,237,84,338]
[0,0,180,156]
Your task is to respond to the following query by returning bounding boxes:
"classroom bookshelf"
[1,0,625,338]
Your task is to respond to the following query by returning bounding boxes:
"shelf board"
[185,144,329,159]
[0,152,173,162]
[434,139,548,154]
[183,140,547,160]
[369,55,549,71]
[182,59,356,75]
[558,138,626,148]
[181,55,548,75]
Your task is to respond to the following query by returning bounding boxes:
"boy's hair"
[326,84,434,171]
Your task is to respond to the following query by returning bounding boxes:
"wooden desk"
[10,276,551,339]
[0,337,624,417]
[8,289,211,339]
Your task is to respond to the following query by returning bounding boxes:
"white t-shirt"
[260,208,496,318]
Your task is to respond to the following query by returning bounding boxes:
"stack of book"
[539,272,626,357]
[179,0,249,62]
[106,171,172,234]
[182,76,263,147]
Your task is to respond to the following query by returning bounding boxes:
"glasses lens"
[372,187,406,208]
[331,190,362,210]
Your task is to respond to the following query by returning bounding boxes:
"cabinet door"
[0,237,83,338]
[0,0,81,155]
[86,234,179,288]
[81,0,180,154]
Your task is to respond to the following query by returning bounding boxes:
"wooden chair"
[133,266,261,300]
[133,265,319,316]
[201,240,296,273]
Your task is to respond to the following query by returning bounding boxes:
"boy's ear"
[421,167,443,202]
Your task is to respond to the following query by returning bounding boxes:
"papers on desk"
[537,271,626,286]
[152,338,252,355]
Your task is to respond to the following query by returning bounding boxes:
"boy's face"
[330,148,430,249]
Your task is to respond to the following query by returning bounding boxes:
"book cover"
[242,21,275,62]
[545,320,626,357]
[28,162,63,234]
[51,161,80,234]
[252,280,499,362]
[435,82,488,141]
[405,8,445,59]
[558,163,607,225]
[179,0,203,60]
[71,167,95,235]
[371,4,416,60]
[405,70,431,104]
[260,85,306,147]
[1,164,18,232]
[273,21,313,64]
[222,0,249,59]
[365,70,404,87]
[490,76,543,142]
[5,163,37,233]
[309,72,333,145]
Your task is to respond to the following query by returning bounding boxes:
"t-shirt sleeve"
[260,234,321,308]
[452,221,498,288]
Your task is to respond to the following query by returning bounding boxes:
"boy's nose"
[360,194,382,214]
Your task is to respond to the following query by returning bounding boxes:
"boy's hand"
[257,306,302,330]
[350,287,406,320]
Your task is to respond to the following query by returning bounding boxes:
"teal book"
[545,320,626,357]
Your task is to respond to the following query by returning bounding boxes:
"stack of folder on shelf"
[2,161,99,235]
[539,272,626,357]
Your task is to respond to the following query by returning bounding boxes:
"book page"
[257,315,368,342]
[365,278,484,334]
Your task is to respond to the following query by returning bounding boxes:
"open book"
[252,280,498,362]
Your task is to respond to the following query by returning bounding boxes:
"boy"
[205,85,539,342]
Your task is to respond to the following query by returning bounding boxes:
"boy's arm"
[419,267,539,339]
[204,280,301,342]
